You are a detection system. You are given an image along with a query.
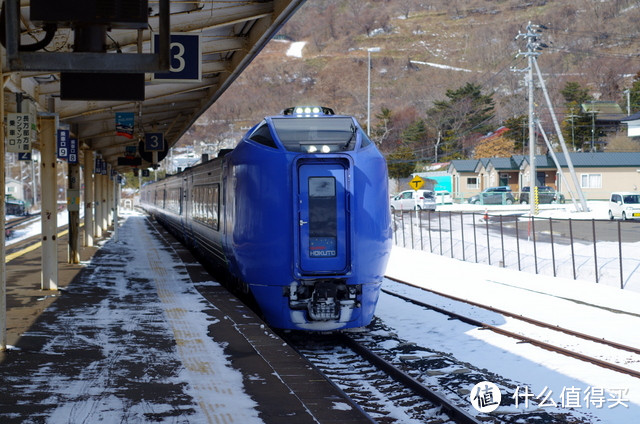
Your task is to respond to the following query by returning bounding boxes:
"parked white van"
[608,192,640,220]
[390,190,437,211]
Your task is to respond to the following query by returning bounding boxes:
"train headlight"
[321,145,331,153]
[282,106,335,116]
[307,145,318,153]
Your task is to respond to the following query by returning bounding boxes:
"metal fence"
[391,210,640,291]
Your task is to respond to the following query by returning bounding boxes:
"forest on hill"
[182,0,640,177]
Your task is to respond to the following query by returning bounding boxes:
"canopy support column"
[95,171,103,238]
[40,114,58,290]
[67,162,80,264]
[84,151,94,247]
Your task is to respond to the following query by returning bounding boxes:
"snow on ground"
[286,41,306,58]
[384,241,640,422]
[409,59,474,73]
[6,203,639,422]
[6,211,69,246]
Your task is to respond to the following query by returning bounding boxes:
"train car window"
[192,184,220,230]
[271,117,357,153]
[166,187,181,214]
[248,122,277,149]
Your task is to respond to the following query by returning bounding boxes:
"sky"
[4,203,639,422]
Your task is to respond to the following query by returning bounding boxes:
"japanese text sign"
[7,113,32,153]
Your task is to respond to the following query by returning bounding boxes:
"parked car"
[519,186,565,204]
[468,186,515,205]
[608,192,640,220]
[390,190,437,211]
[434,190,453,204]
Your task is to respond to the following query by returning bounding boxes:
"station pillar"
[83,151,94,247]
[95,171,103,238]
[101,171,109,231]
[106,167,113,228]
[67,162,80,264]
[40,115,58,290]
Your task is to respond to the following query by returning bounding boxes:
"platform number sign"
[68,138,78,164]
[6,113,32,153]
[152,33,201,82]
[57,129,69,159]
[144,133,164,152]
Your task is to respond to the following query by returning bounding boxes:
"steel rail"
[383,277,640,379]
[338,333,484,424]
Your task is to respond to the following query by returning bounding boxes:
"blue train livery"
[141,106,392,331]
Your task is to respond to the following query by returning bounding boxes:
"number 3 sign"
[152,33,201,82]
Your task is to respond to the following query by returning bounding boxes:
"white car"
[608,192,640,220]
[390,190,436,211]
[434,190,453,204]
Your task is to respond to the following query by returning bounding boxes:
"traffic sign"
[409,176,424,191]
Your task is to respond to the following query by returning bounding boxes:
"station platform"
[0,212,372,423]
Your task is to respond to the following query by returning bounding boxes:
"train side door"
[297,160,350,274]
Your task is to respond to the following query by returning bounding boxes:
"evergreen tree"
[371,107,393,150]
[559,81,605,151]
[502,115,528,153]
[386,146,417,179]
[426,82,495,159]
[627,71,640,114]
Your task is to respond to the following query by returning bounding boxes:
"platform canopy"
[1,0,305,172]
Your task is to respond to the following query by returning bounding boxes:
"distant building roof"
[448,159,479,173]
[581,101,627,122]
[486,157,520,170]
[621,111,640,122]
[521,152,640,168]
[449,152,640,175]
[477,126,509,143]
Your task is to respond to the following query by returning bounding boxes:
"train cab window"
[359,128,372,148]
[308,177,337,257]
[272,117,357,153]
[248,122,277,149]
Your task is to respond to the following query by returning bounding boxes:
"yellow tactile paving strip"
[140,219,262,424]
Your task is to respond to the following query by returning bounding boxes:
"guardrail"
[391,210,640,291]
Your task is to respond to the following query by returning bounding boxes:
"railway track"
[384,276,640,380]
[284,331,471,424]
[284,323,589,424]
[5,214,39,232]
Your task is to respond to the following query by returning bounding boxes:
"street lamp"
[367,47,381,136]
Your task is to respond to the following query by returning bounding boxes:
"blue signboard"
[152,33,201,82]
[57,129,69,159]
[95,158,103,175]
[68,138,78,164]
[18,152,32,161]
[144,132,164,152]
[115,112,134,139]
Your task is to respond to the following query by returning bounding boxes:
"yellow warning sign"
[409,176,424,191]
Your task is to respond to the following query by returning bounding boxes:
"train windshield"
[271,117,358,153]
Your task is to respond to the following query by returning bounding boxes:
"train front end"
[226,106,391,331]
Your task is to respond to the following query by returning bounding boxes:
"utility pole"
[625,89,631,116]
[516,22,589,213]
[516,22,540,216]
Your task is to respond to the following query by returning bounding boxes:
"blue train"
[140,106,392,331]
